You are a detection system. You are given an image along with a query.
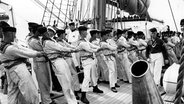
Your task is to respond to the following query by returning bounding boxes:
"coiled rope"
[174,52,184,104]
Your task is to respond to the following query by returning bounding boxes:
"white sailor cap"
[47,26,56,33]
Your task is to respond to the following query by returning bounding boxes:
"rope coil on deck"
[174,53,184,104]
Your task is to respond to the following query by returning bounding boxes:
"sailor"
[100,30,118,93]
[47,26,63,92]
[56,29,81,100]
[66,22,80,45]
[77,26,100,104]
[41,26,78,104]
[116,29,131,83]
[28,26,54,104]
[0,26,44,104]
[0,21,10,94]
[136,31,147,60]
[0,21,10,42]
[180,19,184,36]
[66,22,81,76]
[89,29,103,93]
[26,22,39,42]
[146,28,169,86]
[126,31,139,63]
[163,32,178,65]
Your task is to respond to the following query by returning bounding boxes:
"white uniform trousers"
[71,53,79,67]
[91,58,98,86]
[104,56,117,88]
[51,58,77,104]
[150,52,164,85]
[33,60,51,104]
[6,63,39,104]
[119,51,132,83]
[81,58,95,92]
[65,58,80,91]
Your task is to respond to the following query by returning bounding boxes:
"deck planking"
[0,81,176,104]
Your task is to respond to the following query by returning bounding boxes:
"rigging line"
[65,0,70,23]
[79,0,83,20]
[57,0,63,25]
[74,0,79,21]
[35,0,71,20]
[48,0,56,25]
[167,0,178,32]
[40,0,49,24]
[139,0,149,36]
[30,0,45,10]
[33,0,65,24]
[70,0,76,21]
[47,0,70,20]
[82,0,91,20]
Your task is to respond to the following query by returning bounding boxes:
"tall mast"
[94,0,106,30]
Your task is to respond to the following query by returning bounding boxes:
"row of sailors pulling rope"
[1,42,144,70]
[1,45,145,67]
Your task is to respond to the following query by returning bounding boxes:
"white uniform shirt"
[66,30,80,44]
[117,36,130,48]
[43,39,71,54]
[0,42,39,67]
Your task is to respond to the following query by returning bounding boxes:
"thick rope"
[174,52,184,104]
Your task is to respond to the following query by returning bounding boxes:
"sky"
[1,0,184,41]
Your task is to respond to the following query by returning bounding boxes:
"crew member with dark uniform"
[0,26,43,104]
[146,28,169,86]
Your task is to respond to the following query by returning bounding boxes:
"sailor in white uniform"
[0,26,43,104]
[100,30,118,93]
[66,22,81,75]
[40,26,78,104]
[77,26,100,104]
[89,29,103,93]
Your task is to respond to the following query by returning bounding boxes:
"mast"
[94,0,106,30]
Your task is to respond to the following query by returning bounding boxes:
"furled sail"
[107,0,151,16]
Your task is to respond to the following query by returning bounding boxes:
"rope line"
[174,49,184,104]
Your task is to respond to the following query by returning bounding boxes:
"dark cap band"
[69,22,75,26]
[180,19,184,26]
[78,26,88,31]
[0,21,10,28]
[37,27,47,34]
[28,22,38,28]
[2,27,16,33]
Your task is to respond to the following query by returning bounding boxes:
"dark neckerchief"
[71,29,76,32]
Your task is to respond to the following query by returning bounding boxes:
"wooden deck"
[0,81,175,104]
[49,81,176,104]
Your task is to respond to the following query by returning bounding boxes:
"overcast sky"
[1,0,184,40]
